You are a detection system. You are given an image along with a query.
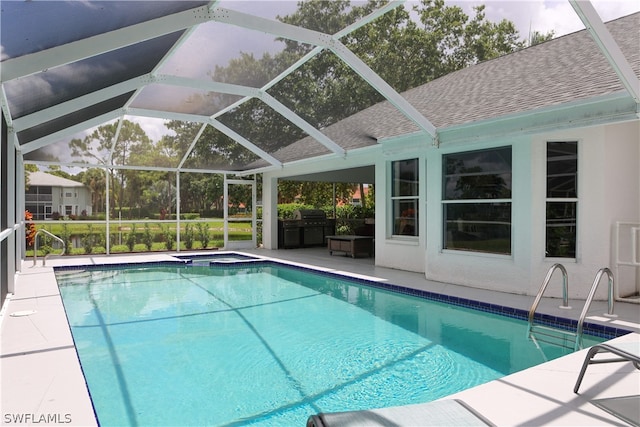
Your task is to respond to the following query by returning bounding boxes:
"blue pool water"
[56,262,606,426]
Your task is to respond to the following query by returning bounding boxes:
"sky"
[447,0,640,40]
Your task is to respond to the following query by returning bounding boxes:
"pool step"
[55,269,119,285]
[528,324,578,351]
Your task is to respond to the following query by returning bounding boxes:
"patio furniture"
[306,399,495,427]
[326,235,374,258]
[574,341,640,393]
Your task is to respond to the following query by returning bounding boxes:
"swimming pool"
[56,260,610,426]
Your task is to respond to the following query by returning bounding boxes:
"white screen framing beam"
[259,93,346,157]
[9,0,437,167]
[1,6,214,82]
[218,2,437,140]
[208,119,283,168]
[569,0,640,104]
[328,39,437,139]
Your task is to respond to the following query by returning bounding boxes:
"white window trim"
[389,158,419,239]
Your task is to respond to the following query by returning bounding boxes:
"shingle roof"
[270,12,639,164]
[28,172,87,188]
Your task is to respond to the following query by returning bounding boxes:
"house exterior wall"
[262,120,638,301]
[374,135,429,273]
[52,187,91,216]
[26,179,93,220]
[375,120,639,300]
[52,186,92,218]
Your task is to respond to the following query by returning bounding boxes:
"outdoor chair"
[574,340,640,393]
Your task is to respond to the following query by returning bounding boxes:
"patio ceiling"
[1,1,637,177]
[0,0,435,176]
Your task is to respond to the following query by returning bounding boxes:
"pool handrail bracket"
[33,229,66,267]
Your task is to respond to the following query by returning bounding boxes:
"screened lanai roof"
[1,1,638,176]
[1,0,436,174]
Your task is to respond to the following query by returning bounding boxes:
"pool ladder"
[527,264,616,351]
[33,229,66,266]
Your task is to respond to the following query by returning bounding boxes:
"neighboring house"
[26,172,92,220]
[261,13,640,302]
[350,185,370,207]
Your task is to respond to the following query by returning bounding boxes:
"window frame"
[442,146,513,255]
[389,158,419,238]
[545,140,578,259]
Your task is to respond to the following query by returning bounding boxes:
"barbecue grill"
[294,209,327,247]
[279,219,302,249]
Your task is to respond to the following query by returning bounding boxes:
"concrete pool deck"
[1,249,639,426]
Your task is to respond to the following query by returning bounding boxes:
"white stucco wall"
[602,121,640,299]
[261,120,639,301]
[52,186,92,217]
[374,135,429,273]
[420,121,639,300]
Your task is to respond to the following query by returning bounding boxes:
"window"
[391,159,418,236]
[546,141,577,258]
[443,147,512,254]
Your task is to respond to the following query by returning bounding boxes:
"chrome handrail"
[528,263,571,327]
[576,267,616,349]
[33,229,66,266]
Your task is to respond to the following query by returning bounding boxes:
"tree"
[268,0,525,132]
[278,180,302,204]
[146,179,176,218]
[528,30,555,46]
[24,164,39,190]
[260,0,523,206]
[179,172,224,214]
[69,120,151,215]
[77,168,106,214]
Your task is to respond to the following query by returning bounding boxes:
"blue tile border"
[53,260,188,272]
[54,259,633,340]
[254,261,633,340]
[176,252,262,263]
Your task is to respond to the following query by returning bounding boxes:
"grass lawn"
[26,219,254,257]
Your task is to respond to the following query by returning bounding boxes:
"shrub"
[184,224,194,250]
[60,224,72,255]
[126,224,137,252]
[143,223,153,251]
[25,211,36,247]
[197,223,210,249]
[163,226,175,250]
[277,203,314,219]
[336,224,353,235]
[82,224,95,254]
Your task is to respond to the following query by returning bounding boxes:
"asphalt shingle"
[271,12,639,164]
